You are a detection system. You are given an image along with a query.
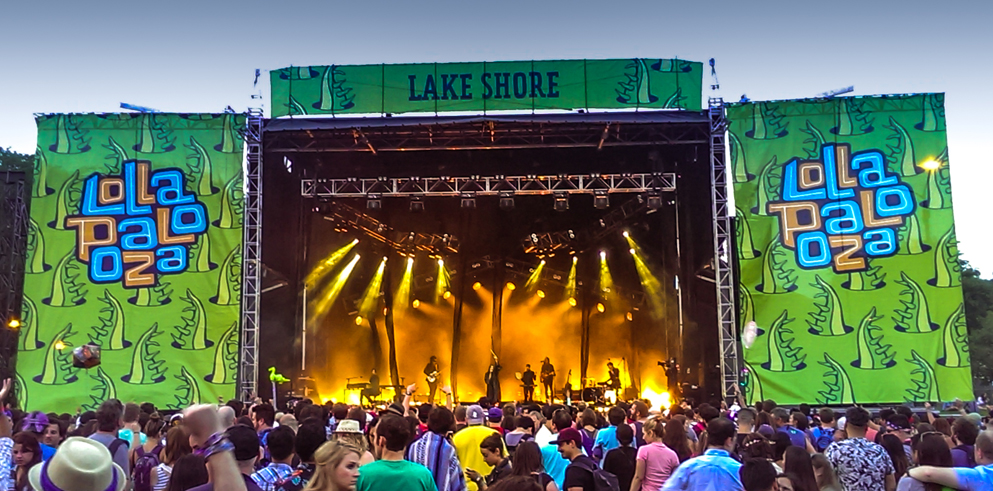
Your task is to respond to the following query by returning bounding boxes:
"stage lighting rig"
[646,191,663,210]
[409,197,424,213]
[593,190,609,209]
[367,194,382,210]
[553,193,569,212]
[499,192,515,210]
[460,193,477,209]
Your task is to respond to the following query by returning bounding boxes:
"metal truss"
[301,173,676,198]
[520,193,660,255]
[0,171,28,402]
[709,98,740,402]
[267,120,708,153]
[239,109,263,400]
[320,202,460,255]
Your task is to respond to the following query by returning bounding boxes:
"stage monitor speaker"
[72,344,101,369]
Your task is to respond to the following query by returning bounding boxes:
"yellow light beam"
[626,235,666,320]
[309,253,361,323]
[566,256,578,298]
[598,251,614,295]
[525,260,545,292]
[435,259,450,302]
[358,257,387,317]
[394,257,415,317]
[305,239,359,287]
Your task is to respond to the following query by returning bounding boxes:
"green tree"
[963,263,993,387]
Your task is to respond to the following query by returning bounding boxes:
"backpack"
[575,458,620,491]
[132,444,164,491]
[811,427,835,452]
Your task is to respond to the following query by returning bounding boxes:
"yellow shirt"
[452,425,499,491]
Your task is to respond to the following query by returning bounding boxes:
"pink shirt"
[636,442,680,490]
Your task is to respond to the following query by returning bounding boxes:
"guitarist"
[540,357,556,403]
[423,355,440,404]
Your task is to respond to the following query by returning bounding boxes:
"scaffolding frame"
[709,98,740,401]
[0,171,28,404]
[239,109,263,399]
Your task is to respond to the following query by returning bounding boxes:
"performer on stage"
[605,361,621,390]
[664,358,680,399]
[361,368,381,406]
[485,353,502,403]
[540,357,556,402]
[521,364,536,403]
[424,355,440,404]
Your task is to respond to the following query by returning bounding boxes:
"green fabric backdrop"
[728,95,971,405]
[16,113,245,412]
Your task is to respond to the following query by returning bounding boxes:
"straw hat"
[334,419,363,434]
[29,437,127,491]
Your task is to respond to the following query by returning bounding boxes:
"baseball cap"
[227,424,262,462]
[550,427,583,447]
[488,407,503,421]
[467,405,485,425]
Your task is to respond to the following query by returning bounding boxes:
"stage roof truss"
[321,202,460,255]
[302,172,675,198]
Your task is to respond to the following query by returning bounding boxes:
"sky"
[1,0,990,275]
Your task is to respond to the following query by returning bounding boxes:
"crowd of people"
[2,377,992,491]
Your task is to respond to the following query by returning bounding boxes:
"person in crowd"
[13,432,42,491]
[131,414,165,475]
[90,400,132,481]
[253,426,296,491]
[810,409,836,453]
[274,422,326,491]
[662,417,743,490]
[739,459,778,491]
[771,433,791,471]
[661,415,692,463]
[951,417,979,468]
[331,420,374,467]
[809,454,841,491]
[510,442,556,491]
[881,434,910,482]
[279,415,299,434]
[739,434,781,473]
[485,408,504,436]
[26,437,134,491]
[777,473,803,491]
[885,415,914,461]
[577,410,596,458]
[602,423,636,491]
[931,418,954,449]
[592,406,629,462]
[630,417,678,490]
[551,428,598,491]
[302,440,363,491]
[19,412,57,461]
[906,429,993,491]
[824,406,896,491]
[897,431,953,491]
[189,424,264,491]
[783,446,819,491]
[406,406,466,491]
[771,408,810,451]
[329,404,349,433]
[454,406,468,433]
[253,404,277,466]
[356,413,437,491]
[534,407,556,448]
[219,407,237,430]
[630,402,650,448]
[735,409,756,455]
[453,405,500,491]
[120,403,147,447]
[487,476,543,491]
[505,415,535,453]
[539,408,575,491]
[466,433,512,490]
[165,455,209,491]
[150,426,193,491]
[42,418,66,448]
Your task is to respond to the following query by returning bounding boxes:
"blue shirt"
[661,449,743,491]
[541,444,571,490]
[592,425,619,461]
[777,425,807,448]
[955,464,993,491]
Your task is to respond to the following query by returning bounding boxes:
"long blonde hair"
[304,440,364,491]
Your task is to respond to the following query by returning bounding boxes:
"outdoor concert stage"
[256,110,731,407]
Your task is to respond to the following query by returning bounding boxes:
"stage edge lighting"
[7,319,20,329]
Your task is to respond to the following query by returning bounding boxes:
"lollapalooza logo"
[768,144,915,272]
[65,160,208,287]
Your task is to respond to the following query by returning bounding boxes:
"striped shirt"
[251,463,295,491]
[406,431,466,491]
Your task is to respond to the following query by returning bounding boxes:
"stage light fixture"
[54,340,66,350]
[506,282,516,291]
[629,248,636,255]
[460,193,477,209]
[473,282,483,291]
[499,193,515,210]
[410,197,424,213]
[366,194,382,210]
[573,256,578,263]
[626,312,634,321]
[622,231,629,238]
[597,303,606,313]
[355,316,364,326]
[920,159,941,171]
[443,291,452,300]
[412,299,421,309]
[568,297,578,307]
[647,193,663,210]
[600,251,607,260]
[594,191,609,209]
[537,290,545,298]
[553,193,569,212]
[7,319,20,329]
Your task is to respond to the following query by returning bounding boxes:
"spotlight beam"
[626,235,666,319]
[305,239,359,287]
[525,260,546,292]
[435,259,450,301]
[310,254,362,323]
[359,258,387,317]
[394,257,415,316]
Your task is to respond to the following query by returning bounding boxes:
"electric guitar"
[426,371,439,384]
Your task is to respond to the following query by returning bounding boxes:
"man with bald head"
[219,405,236,428]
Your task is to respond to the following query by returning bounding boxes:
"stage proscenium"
[729,94,970,404]
[16,113,246,412]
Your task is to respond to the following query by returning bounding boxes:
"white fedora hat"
[29,437,127,491]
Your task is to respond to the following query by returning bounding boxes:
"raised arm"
[185,404,247,491]
[907,466,961,489]
[924,402,937,424]
[442,386,453,410]
[403,383,417,414]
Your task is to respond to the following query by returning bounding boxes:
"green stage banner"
[270,59,702,117]
[729,95,971,405]
[16,113,245,412]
